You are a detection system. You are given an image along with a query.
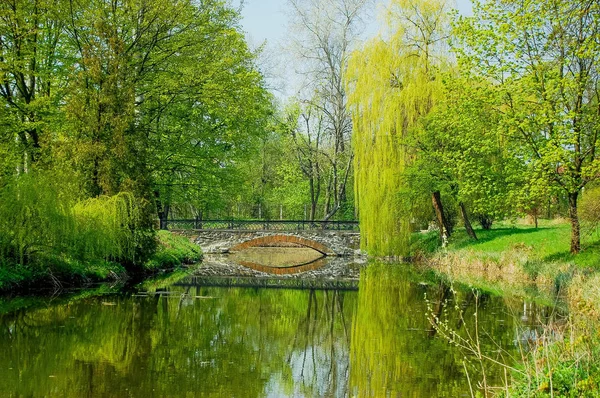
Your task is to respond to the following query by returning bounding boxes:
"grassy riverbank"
[447,220,599,267]
[0,231,202,293]
[413,220,599,296]
[415,220,600,396]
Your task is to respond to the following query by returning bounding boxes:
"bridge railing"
[164,219,359,231]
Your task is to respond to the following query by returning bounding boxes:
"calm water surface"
[0,252,554,397]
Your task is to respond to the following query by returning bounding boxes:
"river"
[0,248,556,397]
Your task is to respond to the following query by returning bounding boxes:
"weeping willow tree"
[345,0,451,255]
[0,172,146,268]
[72,193,145,265]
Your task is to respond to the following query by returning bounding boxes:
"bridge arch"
[237,257,329,275]
[230,234,335,256]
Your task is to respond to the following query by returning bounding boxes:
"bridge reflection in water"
[174,275,359,290]
[0,262,556,398]
[231,246,327,275]
[182,245,361,289]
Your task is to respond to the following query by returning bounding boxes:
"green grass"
[446,220,600,269]
[409,220,600,305]
[144,230,202,271]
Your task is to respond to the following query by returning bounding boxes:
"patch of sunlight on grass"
[448,221,600,269]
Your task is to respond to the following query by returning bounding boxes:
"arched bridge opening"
[230,235,335,256]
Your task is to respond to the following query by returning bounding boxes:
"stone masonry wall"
[171,230,361,256]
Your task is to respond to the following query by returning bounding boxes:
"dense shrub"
[580,187,600,234]
[0,172,153,270]
[145,231,202,270]
[510,320,600,397]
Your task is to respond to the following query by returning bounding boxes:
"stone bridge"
[172,229,361,256]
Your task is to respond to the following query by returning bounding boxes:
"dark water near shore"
[0,250,556,397]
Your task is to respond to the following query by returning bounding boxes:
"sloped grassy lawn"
[145,230,202,270]
[448,221,600,268]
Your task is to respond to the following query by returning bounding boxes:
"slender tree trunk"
[309,178,316,221]
[159,204,170,230]
[432,191,452,246]
[459,202,477,240]
[155,191,169,230]
[323,177,332,219]
[568,191,580,254]
[323,153,353,222]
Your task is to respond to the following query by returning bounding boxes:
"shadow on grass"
[543,240,600,268]
[410,231,441,255]
[451,227,546,249]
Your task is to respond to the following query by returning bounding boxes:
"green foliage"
[454,0,600,253]
[0,264,34,291]
[346,0,451,255]
[0,172,149,269]
[229,121,313,220]
[0,174,207,289]
[72,193,146,264]
[0,0,273,217]
[0,0,271,289]
[145,231,202,271]
[145,1,273,219]
[414,76,521,225]
[510,322,600,397]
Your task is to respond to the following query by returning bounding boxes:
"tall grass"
[0,172,151,270]
[428,285,600,397]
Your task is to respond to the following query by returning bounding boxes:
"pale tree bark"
[287,0,371,220]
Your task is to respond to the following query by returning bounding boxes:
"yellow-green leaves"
[455,0,600,253]
[346,0,451,255]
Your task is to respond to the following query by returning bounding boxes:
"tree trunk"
[159,204,170,230]
[310,196,318,221]
[459,202,477,240]
[432,191,452,246]
[309,178,317,221]
[568,191,580,254]
[478,215,493,230]
[155,191,169,230]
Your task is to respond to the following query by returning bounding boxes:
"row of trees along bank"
[0,0,272,270]
[347,0,600,256]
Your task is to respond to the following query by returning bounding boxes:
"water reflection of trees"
[0,287,356,397]
[286,289,351,397]
[0,265,558,397]
[349,264,557,396]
